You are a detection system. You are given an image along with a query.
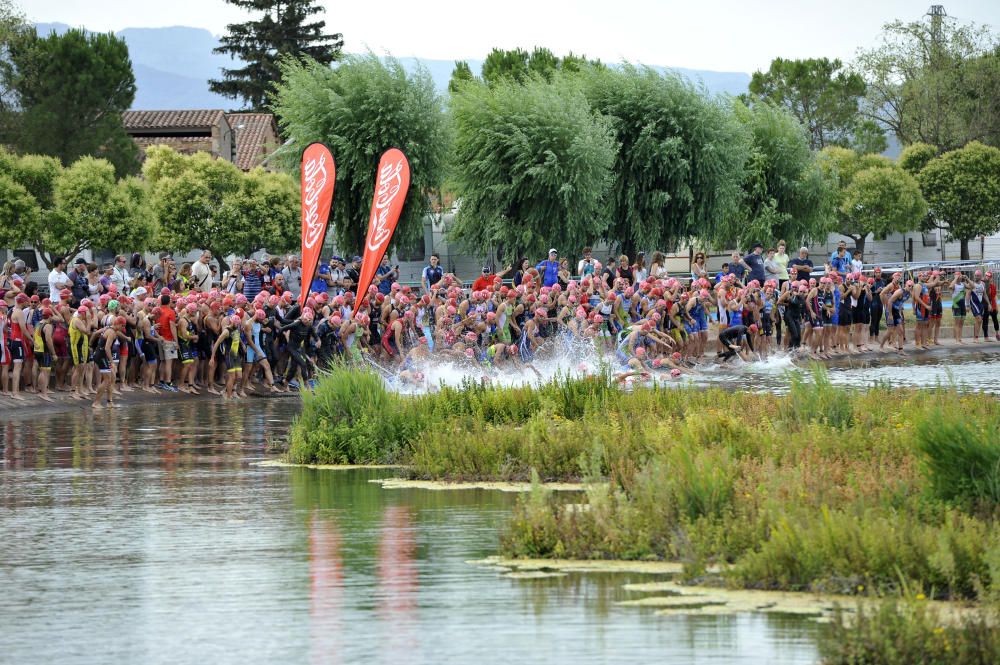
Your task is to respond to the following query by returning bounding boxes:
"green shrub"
[820,598,1000,665]
[916,407,1000,511]
[782,363,855,430]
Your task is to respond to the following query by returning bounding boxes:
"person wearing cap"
[472,263,511,292]
[32,306,57,402]
[536,249,560,288]
[311,258,334,296]
[329,257,349,295]
[7,293,30,400]
[47,258,72,305]
[69,258,89,305]
[743,243,767,285]
[717,323,756,362]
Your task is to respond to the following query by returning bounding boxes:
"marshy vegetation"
[289,364,1000,658]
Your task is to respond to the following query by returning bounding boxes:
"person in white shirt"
[191,251,213,292]
[110,255,131,292]
[281,255,302,299]
[47,257,72,303]
[851,251,865,274]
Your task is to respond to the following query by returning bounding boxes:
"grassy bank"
[288,365,1000,602]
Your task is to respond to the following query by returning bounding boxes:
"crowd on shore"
[1,239,998,405]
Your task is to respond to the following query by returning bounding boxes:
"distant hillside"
[34,23,751,110]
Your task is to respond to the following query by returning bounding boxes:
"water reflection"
[0,400,820,665]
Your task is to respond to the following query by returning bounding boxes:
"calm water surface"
[0,399,820,665]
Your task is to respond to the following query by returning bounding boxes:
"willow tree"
[448,74,616,261]
[710,101,835,249]
[583,66,750,255]
[272,54,448,256]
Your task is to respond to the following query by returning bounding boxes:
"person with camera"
[281,255,303,300]
[374,255,398,295]
[577,248,599,278]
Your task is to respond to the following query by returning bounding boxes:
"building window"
[396,227,427,263]
[13,249,39,271]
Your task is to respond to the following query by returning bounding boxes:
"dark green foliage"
[916,408,1000,511]
[582,65,750,255]
[820,599,1000,665]
[711,101,835,248]
[743,57,868,151]
[0,27,138,176]
[210,0,343,111]
[448,74,616,261]
[272,54,448,257]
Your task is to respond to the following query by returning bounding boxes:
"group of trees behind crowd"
[2,0,1000,264]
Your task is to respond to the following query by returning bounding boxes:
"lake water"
[0,399,820,665]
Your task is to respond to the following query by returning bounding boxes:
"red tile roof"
[123,110,225,131]
[225,113,278,171]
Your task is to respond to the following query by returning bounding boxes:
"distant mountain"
[34,23,751,110]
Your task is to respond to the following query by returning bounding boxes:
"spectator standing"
[743,243,767,284]
[48,258,72,304]
[577,248,598,277]
[243,259,265,300]
[190,251,213,292]
[70,258,89,305]
[222,260,244,294]
[851,251,865,274]
[374,256,397,295]
[421,254,443,293]
[787,247,814,282]
[774,241,790,286]
[329,257,349,296]
[536,249,560,287]
[110,255,131,292]
[829,241,853,274]
[282,255,302,299]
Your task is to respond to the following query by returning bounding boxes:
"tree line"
[0,146,299,270]
[2,0,999,261]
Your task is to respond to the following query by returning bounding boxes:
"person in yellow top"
[774,240,790,285]
[32,307,57,402]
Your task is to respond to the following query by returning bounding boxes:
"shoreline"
[2,337,996,418]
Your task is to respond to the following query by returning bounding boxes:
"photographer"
[577,247,598,277]
[374,255,398,295]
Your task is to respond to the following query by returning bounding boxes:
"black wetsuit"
[280,319,317,382]
[718,324,753,360]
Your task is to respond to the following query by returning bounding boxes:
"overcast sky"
[27,0,1000,72]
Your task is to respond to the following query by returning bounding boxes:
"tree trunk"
[960,238,970,260]
[851,235,866,258]
[213,250,230,274]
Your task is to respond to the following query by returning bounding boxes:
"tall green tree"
[583,66,750,256]
[448,74,616,261]
[917,141,1000,260]
[469,47,602,88]
[743,57,870,151]
[143,146,297,270]
[272,54,448,257]
[898,142,939,177]
[710,101,834,248]
[210,0,343,111]
[857,15,1000,151]
[448,60,475,94]
[819,147,927,256]
[0,27,138,176]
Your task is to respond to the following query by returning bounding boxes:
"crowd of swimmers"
[1,242,998,405]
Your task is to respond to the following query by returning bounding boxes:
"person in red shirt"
[156,293,179,391]
[471,265,511,292]
[983,271,999,341]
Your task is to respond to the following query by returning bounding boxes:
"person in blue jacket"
[536,249,560,287]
